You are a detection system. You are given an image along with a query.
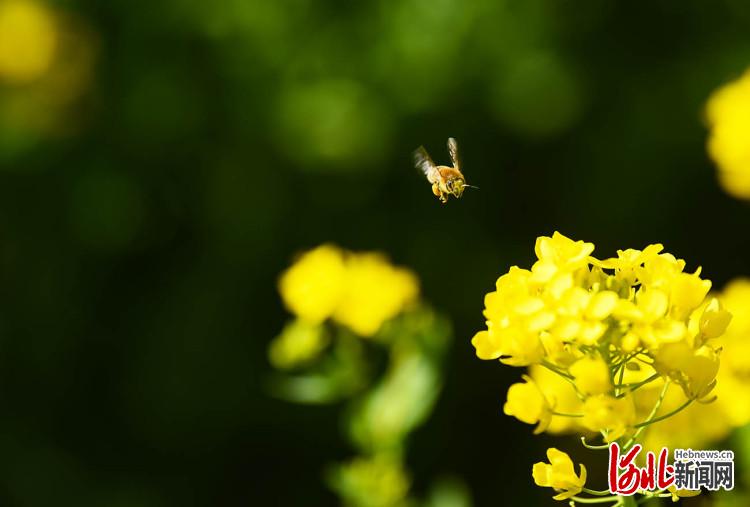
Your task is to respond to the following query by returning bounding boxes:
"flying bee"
[413,137,477,203]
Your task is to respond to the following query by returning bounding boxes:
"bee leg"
[432,182,441,197]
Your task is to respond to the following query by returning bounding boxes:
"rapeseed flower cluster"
[271,244,418,369]
[271,245,466,507]
[279,244,418,337]
[473,232,733,503]
[706,69,750,200]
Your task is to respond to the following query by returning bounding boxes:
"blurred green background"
[2,0,750,505]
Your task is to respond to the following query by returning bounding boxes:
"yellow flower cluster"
[278,244,419,337]
[474,231,729,399]
[472,232,750,501]
[706,68,750,199]
[473,232,734,500]
[630,279,750,457]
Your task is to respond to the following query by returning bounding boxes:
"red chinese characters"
[608,443,674,495]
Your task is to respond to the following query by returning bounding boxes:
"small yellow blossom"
[532,232,594,283]
[333,253,418,336]
[697,297,732,340]
[668,272,712,321]
[470,326,545,366]
[503,375,553,433]
[706,68,750,199]
[653,342,719,400]
[0,0,57,83]
[268,319,328,369]
[582,394,635,442]
[532,448,587,501]
[570,355,611,396]
[636,253,687,291]
[279,245,418,337]
[529,364,584,434]
[279,244,347,324]
[594,243,664,272]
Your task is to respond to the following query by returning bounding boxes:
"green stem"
[541,360,586,400]
[633,397,692,429]
[614,373,660,392]
[553,411,584,418]
[624,380,670,449]
[609,349,645,371]
[616,363,625,396]
[542,360,574,379]
[582,488,612,496]
[580,436,610,450]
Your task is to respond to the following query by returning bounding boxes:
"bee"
[413,137,477,203]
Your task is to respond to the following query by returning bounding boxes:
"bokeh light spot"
[69,169,145,251]
[0,0,57,84]
[275,79,393,171]
[490,52,584,138]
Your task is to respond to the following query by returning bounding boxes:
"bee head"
[446,177,465,198]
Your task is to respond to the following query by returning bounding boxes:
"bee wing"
[447,137,460,170]
[413,146,439,183]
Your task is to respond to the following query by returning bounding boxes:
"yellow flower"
[0,0,57,83]
[614,288,688,349]
[653,342,719,400]
[529,364,584,434]
[333,253,418,336]
[582,394,635,442]
[529,365,584,432]
[570,355,611,396]
[698,297,732,340]
[714,278,750,426]
[268,319,328,369]
[668,271,712,320]
[531,231,594,283]
[596,244,663,273]
[504,375,553,433]
[532,448,587,501]
[706,69,750,200]
[471,326,545,366]
[279,244,347,324]
[278,245,419,336]
[636,253,687,291]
